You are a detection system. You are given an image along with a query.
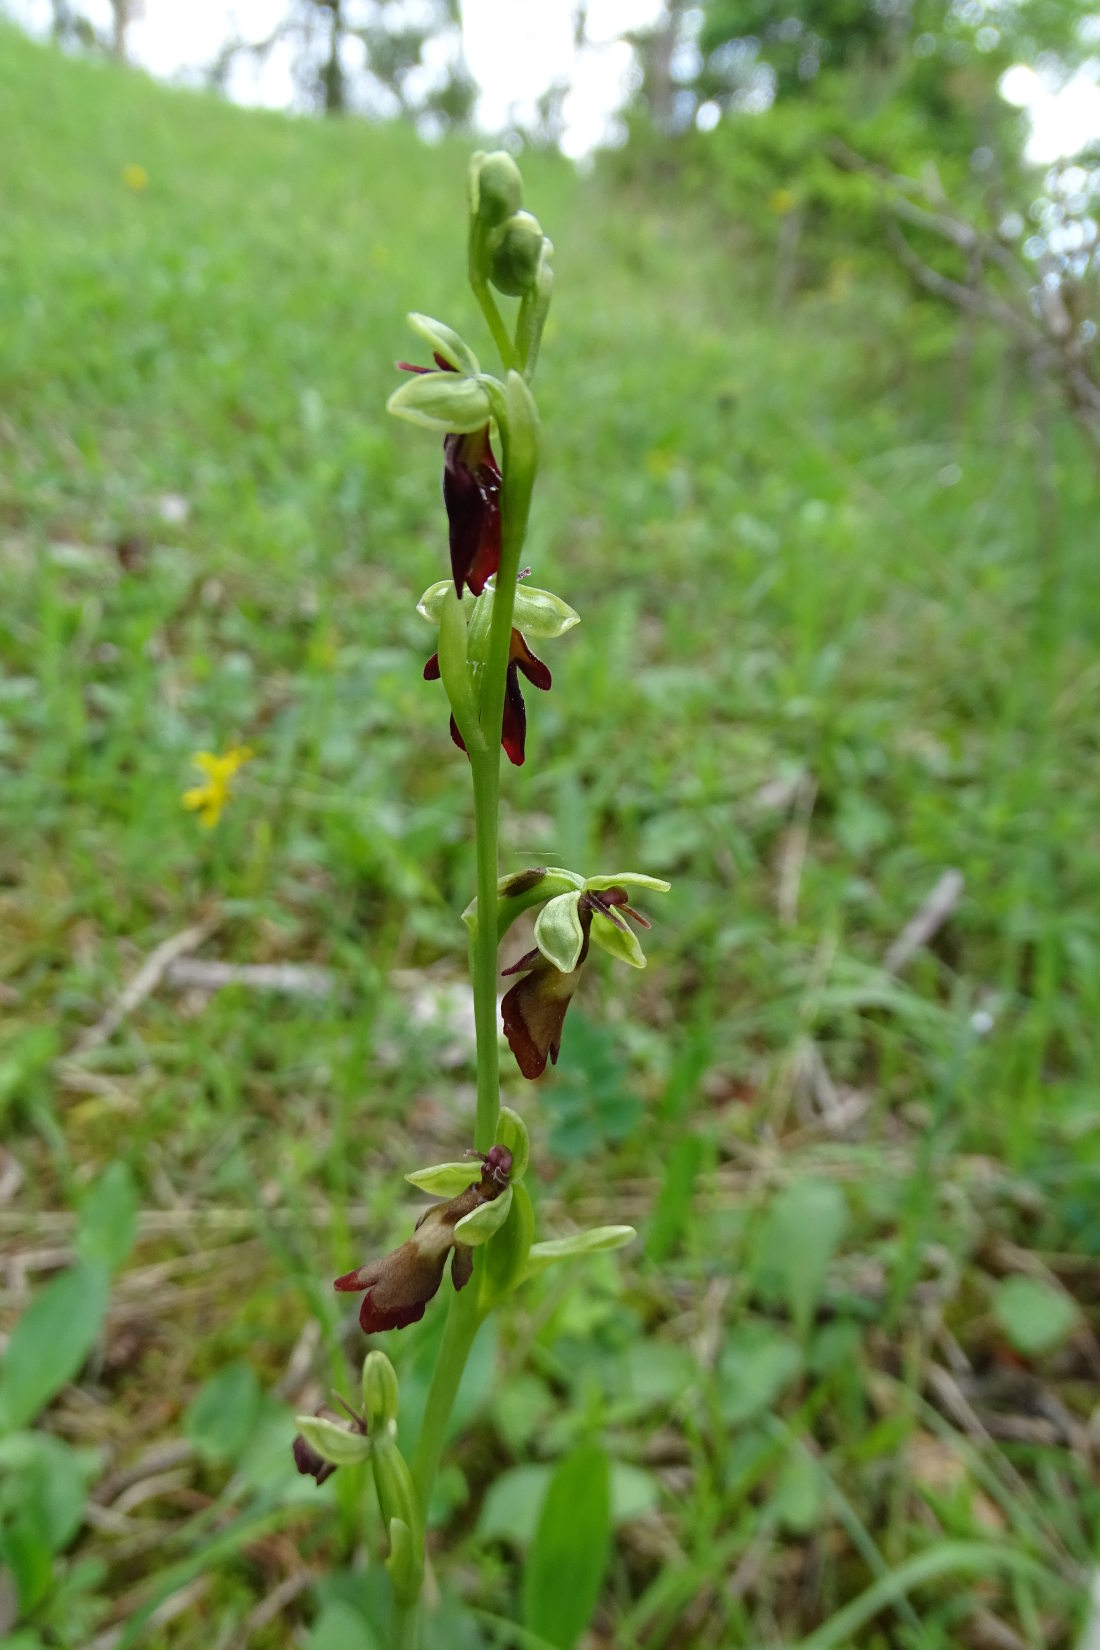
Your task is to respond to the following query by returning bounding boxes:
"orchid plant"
[293,151,668,1649]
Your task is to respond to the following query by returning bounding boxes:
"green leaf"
[495,1105,530,1182]
[588,909,647,969]
[453,1184,512,1246]
[771,1447,825,1534]
[719,1325,803,1426]
[405,1161,477,1196]
[406,312,480,377]
[76,1161,137,1273]
[480,1460,659,1549]
[0,1260,110,1434]
[993,1276,1078,1357]
[386,370,491,434]
[185,1362,262,1464]
[525,1226,636,1276]
[0,1432,98,1554]
[294,1416,372,1468]
[307,1601,383,1650]
[523,1443,611,1649]
[533,892,585,973]
[754,1178,847,1339]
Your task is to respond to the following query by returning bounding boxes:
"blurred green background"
[1,4,1099,1647]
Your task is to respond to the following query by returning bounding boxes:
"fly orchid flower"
[494,871,670,1079]
[334,1146,513,1333]
[388,315,502,598]
[417,576,578,767]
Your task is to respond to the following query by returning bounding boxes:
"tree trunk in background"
[110,0,130,61]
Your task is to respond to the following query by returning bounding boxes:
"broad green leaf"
[185,1362,262,1464]
[771,1447,824,1534]
[0,1260,110,1434]
[76,1161,137,1272]
[523,1443,611,1649]
[453,1184,512,1246]
[993,1276,1078,1357]
[405,1161,477,1196]
[479,1459,659,1548]
[719,1324,803,1426]
[0,1432,98,1553]
[534,892,585,973]
[588,909,647,969]
[495,1105,530,1182]
[386,370,491,433]
[755,1178,847,1339]
[307,1601,383,1650]
[525,1226,636,1275]
[406,312,479,376]
[294,1416,371,1468]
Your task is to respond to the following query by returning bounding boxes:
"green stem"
[392,1599,420,1650]
[410,1286,482,1531]
[472,277,515,371]
[471,746,502,1153]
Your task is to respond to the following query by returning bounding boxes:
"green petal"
[495,1106,529,1183]
[590,910,647,969]
[454,1184,513,1246]
[525,1226,636,1276]
[387,371,491,434]
[407,312,480,377]
[583,873,671,894]
[405,1162,476,1196]
[294,1415,372,1467]
[534,891,585,973]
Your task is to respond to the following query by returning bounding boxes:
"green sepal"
[489,211,546,297]
[404,1161,477,1196]
[461,866,584,942]
[523,1226,636,1279]
[387,370,491,434]
[534,891,585,974]
[386,1517,424,1605]
[481,1181,536,1308]
[496,1105,529,1183]
[406,313,480,377]
[589,910,647,969]
[516,236,555,381]
[362,1351,400,1433]
[416,578,579,642]
[512,580,579,639]
[453,1183,513,1246]
[294,1415,372,1467]
[583,873,671,895]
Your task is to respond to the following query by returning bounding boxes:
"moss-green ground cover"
[2,25,1099,1648]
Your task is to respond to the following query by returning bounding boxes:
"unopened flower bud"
[472,150,523,227]
[362,1350,400,1434]
[489,212,546,297]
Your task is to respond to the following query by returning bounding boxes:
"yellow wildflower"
[123,163,149,192]
[182,746,253,829]
[769,187,798,216]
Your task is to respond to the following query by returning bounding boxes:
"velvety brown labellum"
[444,427,501,598]
[501,936,590,1080]
[424,631,550,767]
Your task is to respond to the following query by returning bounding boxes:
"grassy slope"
[1,24,1099,1649]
